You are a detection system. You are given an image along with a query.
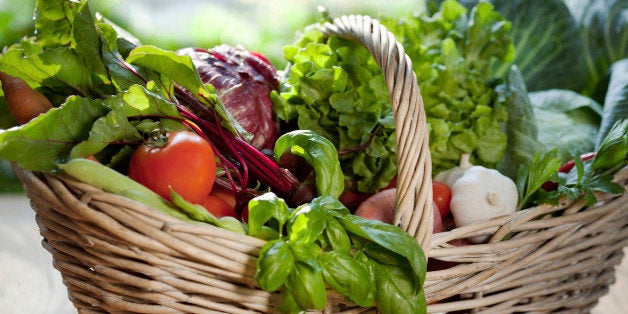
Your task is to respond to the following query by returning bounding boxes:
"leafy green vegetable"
[528,89,602,161]
[274,130,344,198]
[384,0,514,175]
[495,66,544,179]
[250,194,426,313]
[274,0,514,189]
[596,59,628,147]
[272,30,395,193]
[435,0,628,98]
[516,149,563,210]
[0,97,108,171]
[566,0,628,97]
[593,119,628,171]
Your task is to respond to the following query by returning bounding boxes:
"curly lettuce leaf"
[382,0,513,173]
[275,1,514,191]
[274,30,395,192]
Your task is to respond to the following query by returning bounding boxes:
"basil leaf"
[284,261,327,311]
[247,192,291,237]
[334,214,426,285]
[321,251,374,307]
[274,130,345,198]
[256,239,294,292]
[288,202,327,244]
[324,217,351,253]
[278,290,302,314]
[369,257,426,314]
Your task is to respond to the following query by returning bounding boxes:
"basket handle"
[319,15,434,249]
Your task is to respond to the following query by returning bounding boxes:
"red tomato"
[200,194,237,218]
[210,184,237,209]
[432,181,452,217]
[128,130,216,203]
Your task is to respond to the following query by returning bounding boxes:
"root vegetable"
[0,71,53,125]
[356,188,443,233]
[355,188,396,224]
[450,166,518,243]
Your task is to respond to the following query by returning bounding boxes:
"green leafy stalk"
[516,149,562,210]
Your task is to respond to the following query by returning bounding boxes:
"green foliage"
[250,194,427,313]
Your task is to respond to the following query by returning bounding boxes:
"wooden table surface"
[1,194,625,313]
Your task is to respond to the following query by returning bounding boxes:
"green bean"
[58,158,190,221]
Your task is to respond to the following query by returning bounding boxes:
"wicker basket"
[13,15,628,313]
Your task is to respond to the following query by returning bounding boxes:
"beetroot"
[178,45,280,150]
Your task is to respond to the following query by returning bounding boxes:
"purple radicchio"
[178,45,280,150]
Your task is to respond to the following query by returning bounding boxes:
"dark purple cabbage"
[178,45,280,150]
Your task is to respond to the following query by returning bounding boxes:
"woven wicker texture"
[13,15,628,314]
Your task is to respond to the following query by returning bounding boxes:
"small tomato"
[128,130,216,203]
[432,181,452,217]
[200,194,237,218]
[210,184,237,209]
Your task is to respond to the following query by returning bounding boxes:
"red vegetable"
[432,181,452,217]
[355,188,396,224]
[178,45,280,150]
[210,184,237,209]
[128,130,217,203]
[355,188,443,234]
[432,201,443,234]
[200,194,237,218]
[0,71,53,125]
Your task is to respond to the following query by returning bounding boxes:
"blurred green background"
[0,0,424,192]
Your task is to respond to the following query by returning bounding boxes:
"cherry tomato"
[432,181,452,217]
[210,184,237,209]
[128,130,216,203]
[200,194,237,218]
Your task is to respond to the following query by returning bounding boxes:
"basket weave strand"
[12,13,628,314]
[320,15,434,248]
